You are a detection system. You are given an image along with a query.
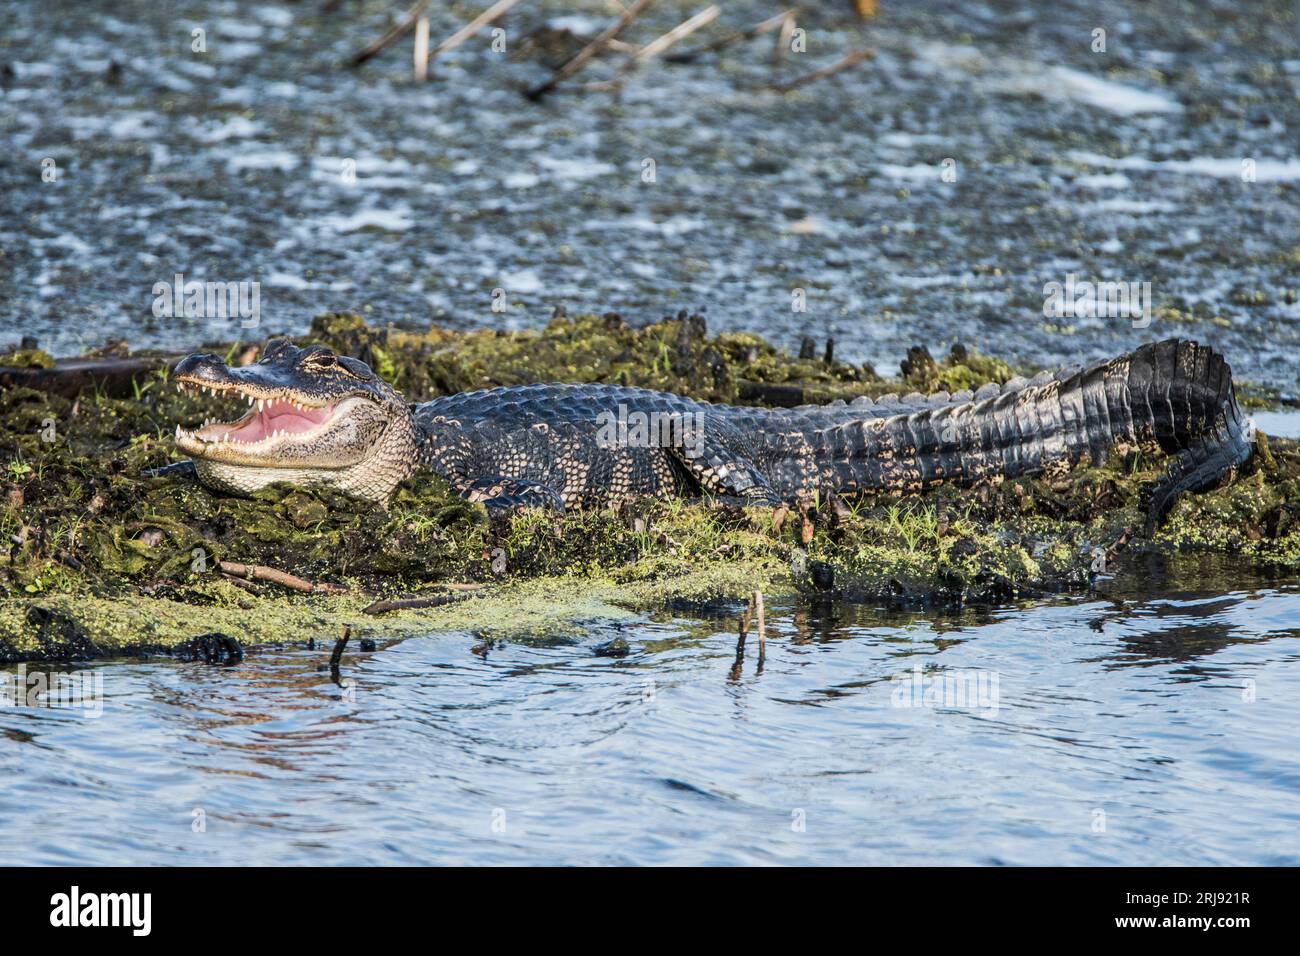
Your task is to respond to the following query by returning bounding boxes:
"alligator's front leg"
[458,476,567,516]
[143,459,198,479]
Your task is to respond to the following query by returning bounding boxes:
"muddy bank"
[2,312,1297,662]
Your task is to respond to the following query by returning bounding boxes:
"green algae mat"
[3,312,1298,662]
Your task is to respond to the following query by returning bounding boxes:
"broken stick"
[765,48,875,94]
[662,9,792,64]
[362,593,469,615]
[634,5,719,64]
[217,561,347,595]
[584,3,719,91]
[525,0,656,100]
[773,12,797,70]
[413,15,430,81]
[350,0,431,67]
[426,0,521,71]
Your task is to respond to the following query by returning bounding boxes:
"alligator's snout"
[172,352,234,389]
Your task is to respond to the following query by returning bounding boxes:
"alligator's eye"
[305,352,337,370]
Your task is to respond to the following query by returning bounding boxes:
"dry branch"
[362,593,469,615]
[217,560,347,595]
[428,0,521,66]
[350,0,431,67]
[413,15,430,81]
[525,0,656,100]
[773,12,797,69]
[635,5,719,63]
[220,572,263,595]
[662,9,793,64]
[583,3,719,92]
[765,48,874,93]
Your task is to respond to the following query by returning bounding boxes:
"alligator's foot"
[460,476,567,517]
[143,459,198,479]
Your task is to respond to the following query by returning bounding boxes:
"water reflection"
[2,555,1297,865]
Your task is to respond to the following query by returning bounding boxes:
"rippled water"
[3,558,1298,865]
[3,0,1299,386]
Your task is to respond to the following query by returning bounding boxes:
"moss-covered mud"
[2,312,1297,662]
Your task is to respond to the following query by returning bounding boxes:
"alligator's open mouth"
[173,377,342,453]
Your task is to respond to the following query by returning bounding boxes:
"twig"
[427,0,521,68]
[634,5,719,63]
[220,572,264,595]
[584,3,719,93]
[350,0,431,67]
[413,15,430,81]
[604,38,642,56]
[662,9,793,64]
[765,48,874,93]
[753,589,766,662]
[773,12,796,70]
[525,0,656,100]
[362,593,469,615]
[217,560,348,595]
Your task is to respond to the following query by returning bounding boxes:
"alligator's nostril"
[172,352,226,380]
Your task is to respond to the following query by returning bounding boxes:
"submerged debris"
[176,632,244,665]
[1,311,1297,660]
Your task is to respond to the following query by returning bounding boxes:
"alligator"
[167,337,1253,520]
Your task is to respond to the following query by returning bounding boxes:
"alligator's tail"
[817,339,1252,521]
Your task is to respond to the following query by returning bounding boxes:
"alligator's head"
[171,339,416,504]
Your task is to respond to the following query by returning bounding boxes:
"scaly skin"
[169,337,1253,520]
